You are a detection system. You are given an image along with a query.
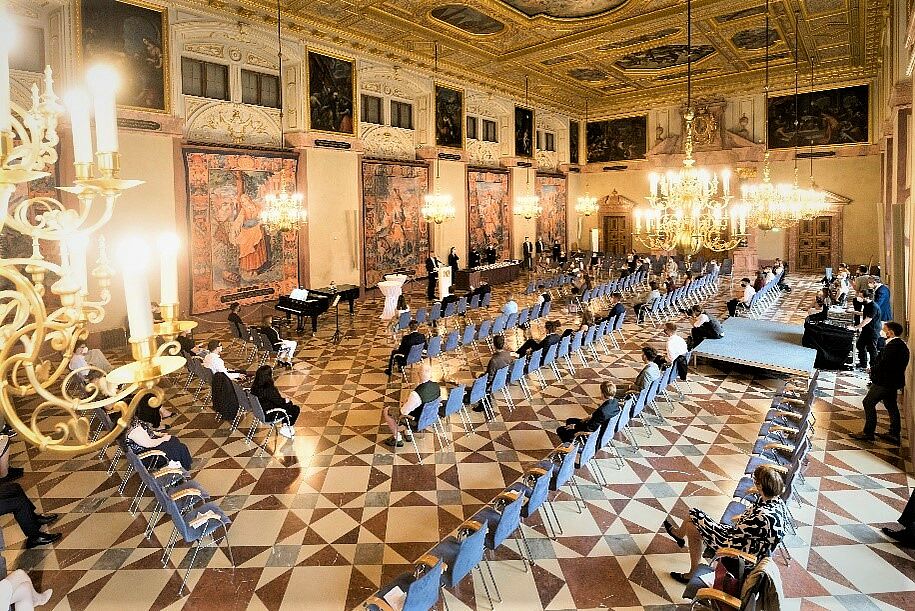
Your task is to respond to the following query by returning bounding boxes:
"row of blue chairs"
[393,291,494,334]
[523,273,574,294]
[367,360,690,610]
[682,371,817,605]
[640,268,721,325]
[737,270,786,318]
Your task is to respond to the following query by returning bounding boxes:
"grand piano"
[275,284,360,334]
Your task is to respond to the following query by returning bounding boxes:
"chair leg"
[475,564,496,610]
[179,540,203,596]
[483,552,503,603]
[516,528,533,572]
[545,499,564,535]
[162,525,179,566]
[406,422,422,464]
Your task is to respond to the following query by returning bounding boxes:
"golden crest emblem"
[691,106,718,146]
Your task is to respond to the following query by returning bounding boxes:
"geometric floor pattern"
[3,273,913,610]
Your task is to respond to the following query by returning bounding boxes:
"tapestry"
[467,170,510,260]
[536,175,567,251]
[77,0,169,112]
[184,149,299,314]
[362,161,429,287]
[768,84,869,148]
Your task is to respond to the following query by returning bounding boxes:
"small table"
[379,274,408,320]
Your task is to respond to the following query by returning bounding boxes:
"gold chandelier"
[574,193,598,216]
[261,170,305,233]
[513,167,541,219]
[634,0,746,255]
[260,0,305,234]
[0,42,194,455]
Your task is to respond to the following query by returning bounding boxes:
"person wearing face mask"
[726,277,756,317]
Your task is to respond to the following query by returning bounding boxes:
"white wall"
[432,159,468,262]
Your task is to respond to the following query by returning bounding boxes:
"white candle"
[0,5,12,133]
[67,232,90,294]
[157,232,179,305]
[117,238,153,340]
[634,209,642,233]
[64,90,93,164]
[721,168,731,196]
[648,173,658,196]
[87,65,119,153]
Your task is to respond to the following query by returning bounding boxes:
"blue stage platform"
[692,317,817,377]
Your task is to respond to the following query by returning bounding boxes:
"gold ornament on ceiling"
[690,107,718,147]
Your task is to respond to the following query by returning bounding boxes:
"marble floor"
[3,272,913,610]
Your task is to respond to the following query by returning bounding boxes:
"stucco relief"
[360,123,416,160]
[185,43,225,59]
[466,138,501,166]
[536,149,559,170]
[185,97,281,147]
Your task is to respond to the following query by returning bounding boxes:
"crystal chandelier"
[574,193,599,216]
[261,169,305,233]
[634,0,746,254]
[0,8,194,455]
[260,0,305,233]
[422,157,455,224]
[513,167,541,219]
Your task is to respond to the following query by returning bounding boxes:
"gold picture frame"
[306,48,358,137]
[74,0,170,114]
[435,83,465,150]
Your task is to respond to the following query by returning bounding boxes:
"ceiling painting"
[731,27,780,51]
[499,0,630,19]
[430,5,505,35]
[615,44,716,71]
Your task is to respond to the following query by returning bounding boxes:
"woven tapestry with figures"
[468,170,511,260]
[536,174,568,251]
[184,148,299,314]
[362,160,429,287]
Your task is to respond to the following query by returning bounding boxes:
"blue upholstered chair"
[364,556,445,611]
[428,520,495,608]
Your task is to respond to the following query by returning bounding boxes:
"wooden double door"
[796,216,833,271]
[601,215,632,256]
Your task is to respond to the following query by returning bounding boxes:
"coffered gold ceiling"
[193,0,885,117]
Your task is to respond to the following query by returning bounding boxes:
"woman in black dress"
[250,365,301,439]
[447,247,459,276]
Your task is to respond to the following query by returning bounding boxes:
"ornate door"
[601,215,631,256]
[796,216,833,271]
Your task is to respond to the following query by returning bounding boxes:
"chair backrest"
[529,302,542,320]
[583,326,596,347]
[557,335,571,357]
[540,301,552,317]
[597,410,622,449]
[425,334,442,358]
[404,342,426,366]
[443,301,456,318]
[442,384,466,417]
[429,302,442,321]
[525,466,553,514]
[456,296,467,314]
[481,292,492,308]
[468,374,489,405]
[415,307,428,324]
[231,381,251,412]
[553,444,578,488]
[403,558,444,611]
[461,322,476,346]
[447,522,488,587]
[571,329,584,352]
[246,390,268,423]
[543,343,558,365]
[577,429,599,467]
[492,314,507,335]
[517,308,530,327]
[490,365,509,393]
[505,312,518,330]
[415,399,442,432]
[613,311,626,330]
[527,348,543,371]
[443,330,460,352]
[469,294,480,309]
[508,356,526,384]
[477,319,492,340]
[397,311,412,331]
[491,493,524,548]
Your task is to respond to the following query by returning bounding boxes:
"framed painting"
[467,170,510,260]
[569,120,580,165]
[307,50,356,135]
[435,84,464,149]
[514,106,534,158]
[76,0,169,113]
[183,148,300,314]
[767,84,869,148]
[586,116,647,162]
[362,161,430,287]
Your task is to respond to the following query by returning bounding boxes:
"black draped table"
[453,261,521,291]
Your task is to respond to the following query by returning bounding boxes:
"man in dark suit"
[522,237,534,270]
[516,320,561,358]
[551,238,561,263]
[485,244,497,264]
[607,292,625,320]
[385,320,427,376]
[468,249,481,268]
[473,280,491,301]
[852,320,909,444]
[425,254,442,300]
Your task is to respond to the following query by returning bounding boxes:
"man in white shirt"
[763,266,775,285]
[202,340,244,380]
[664,322,689,381]
[501,293,519,316]
[726,277,756,316]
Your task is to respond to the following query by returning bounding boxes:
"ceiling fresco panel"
[499,0,629,18]
[430,5,506,34]
[615,44,716,71]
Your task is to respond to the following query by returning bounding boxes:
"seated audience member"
[385,320,426,376]
[726,277,756,316]
[665,257,679,279]
[682,271,694,288]
[582,274,594,292]
[395,294,410,316]
[0,569,53,609]
[662,464,789,584]
[227,302,243,328]
[0,435,22,483]
[126,418,192,470]
[440,291,459,312]
[537,285,552,304]
[634,281,661,324]
[502,293,519,316]
[258,316,297,369]
[0,480,61,548]
[663,322,689,381]
[202,340,245,380]
[688,305,724,348]
[607,292,625,321]
[707,259,720,274]
[473,281,492,300]
[250,365,300,439]
[486,335,515,378]
[68,341,113,378]
[752,271,765,292]
[383,362,440,447]
[176,330,203,357]
[556,381,621,443]
[516,320,562,358]
[852,320,908,444]
[618,346,661,397]
[580,305,596,329]
[85,369,123,400]
[133,389,175,429]
[772,258,784,275]
[763,266,776,285]
[664,276,676,294]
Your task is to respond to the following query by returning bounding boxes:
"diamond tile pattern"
[2,273,913,610]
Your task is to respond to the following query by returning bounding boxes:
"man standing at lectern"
[522,237,534,271]
[425,253,442,300]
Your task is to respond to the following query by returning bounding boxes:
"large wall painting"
[308,51,356,135]
[435,85,464,149]
[586,116,647,162]
[467,170,510,260]
[767,84,869,148]
[184,149,299,314]
[569,120,580,165]
[362,161,430,287]
[535,175,567,250]
[77,0,169,112]
[514,106,534,158]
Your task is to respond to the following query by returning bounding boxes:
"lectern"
[437,266,452,300]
